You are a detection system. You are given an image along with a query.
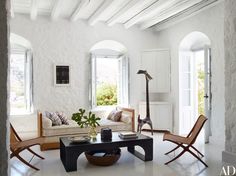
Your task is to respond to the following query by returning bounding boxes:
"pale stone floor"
[10,132,224,176]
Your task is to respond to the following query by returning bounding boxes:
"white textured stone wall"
[225,0,236,153]
[10,15,158,117]
[154,2,225,145]
[0,0,9,175]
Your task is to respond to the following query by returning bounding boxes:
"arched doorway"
[89,40,129,109]
[179,32,211,143]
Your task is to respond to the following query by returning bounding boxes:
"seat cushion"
[42,119,131,137]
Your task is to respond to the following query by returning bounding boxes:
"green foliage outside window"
[198,70,205,115]
[96,83,117,106]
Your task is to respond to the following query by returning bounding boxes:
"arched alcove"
[179,31,211,51]
[90,40,127,56]
[179,31,212,143]
[10,33,32,49]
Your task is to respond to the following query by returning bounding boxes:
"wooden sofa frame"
[38,107,135,151]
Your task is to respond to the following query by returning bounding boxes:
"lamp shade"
[137,70,152,80]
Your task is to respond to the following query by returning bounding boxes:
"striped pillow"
[107,109,122,122]
[56,112,69,125]
[45,111,62,126]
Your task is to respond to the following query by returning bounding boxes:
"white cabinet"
[141,49,170,93]
[139,102,172,132]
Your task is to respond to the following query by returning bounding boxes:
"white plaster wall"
[225,0,236,153]
[0,0,9,175]
[10,15,158,117]
[153,2,225,145]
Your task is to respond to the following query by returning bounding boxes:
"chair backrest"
[10,123,22,146]
[188,115,207,144]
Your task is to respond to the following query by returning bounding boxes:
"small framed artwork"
[54,64,71,86]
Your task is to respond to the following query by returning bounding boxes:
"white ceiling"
[11,0,220,30]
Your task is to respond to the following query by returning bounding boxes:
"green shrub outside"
[96,83,117,106]
[198,70,205,115]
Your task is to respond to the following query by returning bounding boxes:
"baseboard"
[222,150,236,164]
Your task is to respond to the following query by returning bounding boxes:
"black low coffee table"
[60,132,153,172]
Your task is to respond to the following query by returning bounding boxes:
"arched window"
[90,40,129,109]
[10,34,33,115]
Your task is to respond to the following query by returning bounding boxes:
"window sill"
[10,112,34,116]
[91,106,116,111]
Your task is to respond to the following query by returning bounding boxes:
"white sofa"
[38,107,135,150]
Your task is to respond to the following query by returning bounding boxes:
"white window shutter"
[25,50,33,113]
[119,55,129,106]
[90,54,97,109]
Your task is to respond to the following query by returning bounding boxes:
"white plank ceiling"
[11,0,220,30]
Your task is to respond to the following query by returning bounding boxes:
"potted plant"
[72,109,101,138]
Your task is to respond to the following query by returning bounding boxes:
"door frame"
[179,47,212,141]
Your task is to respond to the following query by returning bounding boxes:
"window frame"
[90,53,129,110]
[10,48,33,115]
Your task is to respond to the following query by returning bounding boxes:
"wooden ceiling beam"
[107,0,138,26]
[70,0,89,21]
[51,0,64,20]
[107,0,157,27]
[140,0,203,29]
[154,0,220,31]
[88,0,115,26]
[124,0,180,29]
[30,0,38,20]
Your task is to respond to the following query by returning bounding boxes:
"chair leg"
[27,148,44,159]
[191,146,204,157]
[15,154,40,171]
[10,153,15,159]
[165,145,181,155]
[165,148,186,165]
[187,149,208,167]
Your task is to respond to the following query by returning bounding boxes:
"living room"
[1,0,236,175]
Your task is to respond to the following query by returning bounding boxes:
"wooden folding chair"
[163,115,208,167]
[10,123,44,171]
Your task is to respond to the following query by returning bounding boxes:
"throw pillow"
[120,113,131,124]
[45,111,62,126]
[56,111,69,125]
[107,109,122,122]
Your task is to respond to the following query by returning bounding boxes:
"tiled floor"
[10,132,224,176]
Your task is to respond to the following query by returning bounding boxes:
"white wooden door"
[141,49,170,93]
[156,50,170,92]
[141,51,158,93]
[179,51,195,135]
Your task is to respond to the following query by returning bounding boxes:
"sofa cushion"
[45,111,62,126]
[91,110,108,119]
[42,120,87,137]
[107,109,122,122]
[56,111,69,125]
[120,113,131,124]
[42,119,131,137]
[42,116,53,128]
